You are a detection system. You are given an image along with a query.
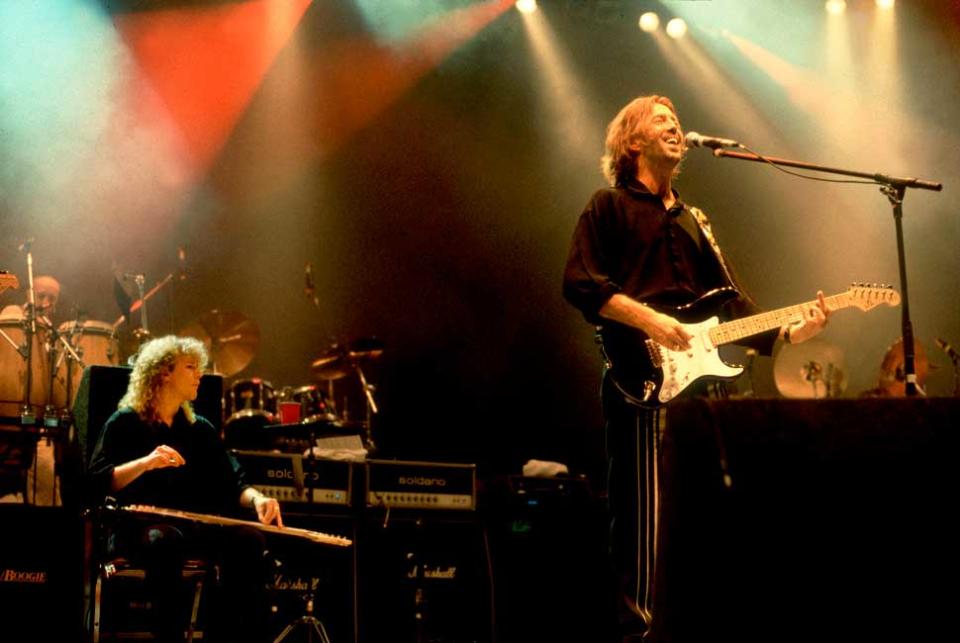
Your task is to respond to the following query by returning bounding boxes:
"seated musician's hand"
[146,445,185,470]
[787,290,831,344]
[253,495,284,528]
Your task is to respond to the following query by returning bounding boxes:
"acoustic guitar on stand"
[599,283,901,407]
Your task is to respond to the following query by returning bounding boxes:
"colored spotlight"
[825,0,846,15]
[665,17,687,39]
[875,0,895,8]
[515,0,537,14]
[638,12,660,33]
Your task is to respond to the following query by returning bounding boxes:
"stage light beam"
[516,0,537,15]
[639,12,660,33]
[666,18,687,39]
[826,1,846,16]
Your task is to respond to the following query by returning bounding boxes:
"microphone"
[935,337,959,362]
[304,262,316,295]
[18,237,35,252]
[685,131,742,150]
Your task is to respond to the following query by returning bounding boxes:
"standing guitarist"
[562,95,830,641]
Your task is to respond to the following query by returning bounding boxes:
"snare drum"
[276,384,337,424]
[52,320,120,408]
[0,319,51,417]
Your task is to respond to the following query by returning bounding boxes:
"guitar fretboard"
[708,292,864,347]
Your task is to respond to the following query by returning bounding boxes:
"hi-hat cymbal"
[877,336,929,397]
[310,337,383,380]
[774,338,847,399]
[180,309,259,377]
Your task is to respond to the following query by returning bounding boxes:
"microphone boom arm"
[710,146,943,397]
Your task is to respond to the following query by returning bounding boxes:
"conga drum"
[51,320,121,408]
[0,319,50,418]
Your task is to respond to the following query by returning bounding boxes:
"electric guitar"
[599,283,901,407]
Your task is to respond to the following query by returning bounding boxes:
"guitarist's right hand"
[600,294,693,351]
[645,310,693,352]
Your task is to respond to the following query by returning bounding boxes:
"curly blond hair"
[601,95,682,187]
[118,335,208,423]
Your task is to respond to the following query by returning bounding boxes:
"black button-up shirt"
[563,179,775,353]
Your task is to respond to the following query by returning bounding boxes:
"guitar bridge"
[644,339,663,367]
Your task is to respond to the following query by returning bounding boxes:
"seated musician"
[88,335,283,643]
[0,274,61,320]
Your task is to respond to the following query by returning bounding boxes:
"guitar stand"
[272,593,331,643]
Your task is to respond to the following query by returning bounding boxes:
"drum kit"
[211,326,384,453]
[775,334,938,399]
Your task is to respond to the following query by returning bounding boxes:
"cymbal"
[774,338,847,399]
[180,309,259,377]
[310,337,383,380]
[877,336,929,397]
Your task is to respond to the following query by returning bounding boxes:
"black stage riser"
[654,397,960,643]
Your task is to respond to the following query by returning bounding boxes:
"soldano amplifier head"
[230,449,352,506]
[365,459,476,510]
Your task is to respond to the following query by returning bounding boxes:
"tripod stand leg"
[272,616,332,643]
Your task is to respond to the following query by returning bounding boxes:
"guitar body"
[600,288,745,407]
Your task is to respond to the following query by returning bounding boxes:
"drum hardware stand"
[113,272,175,355]
[272,592,331,643]
[353,363,378,453]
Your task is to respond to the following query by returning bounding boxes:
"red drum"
[52,320,120,408]
[0,319,50,417]
[276,385,337,424]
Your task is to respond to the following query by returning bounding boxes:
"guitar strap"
[688,206,759,310]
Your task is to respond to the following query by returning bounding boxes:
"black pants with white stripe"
[602,373,728,640]
[602,370,663,640]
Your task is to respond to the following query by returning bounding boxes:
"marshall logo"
[398,476,447,487]
[1,569,48,584]
[273,573,320,592]
[407,565,457,580]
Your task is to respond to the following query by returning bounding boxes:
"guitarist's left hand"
[784,290,831,345]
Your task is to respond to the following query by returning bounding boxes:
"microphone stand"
[711,148,942,397]
[21,249,38,424]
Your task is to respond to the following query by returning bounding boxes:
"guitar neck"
[709,292,850,347]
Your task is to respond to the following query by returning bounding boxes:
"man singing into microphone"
[562,95,830,640]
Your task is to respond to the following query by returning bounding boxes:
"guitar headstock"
[847,282,901,311]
